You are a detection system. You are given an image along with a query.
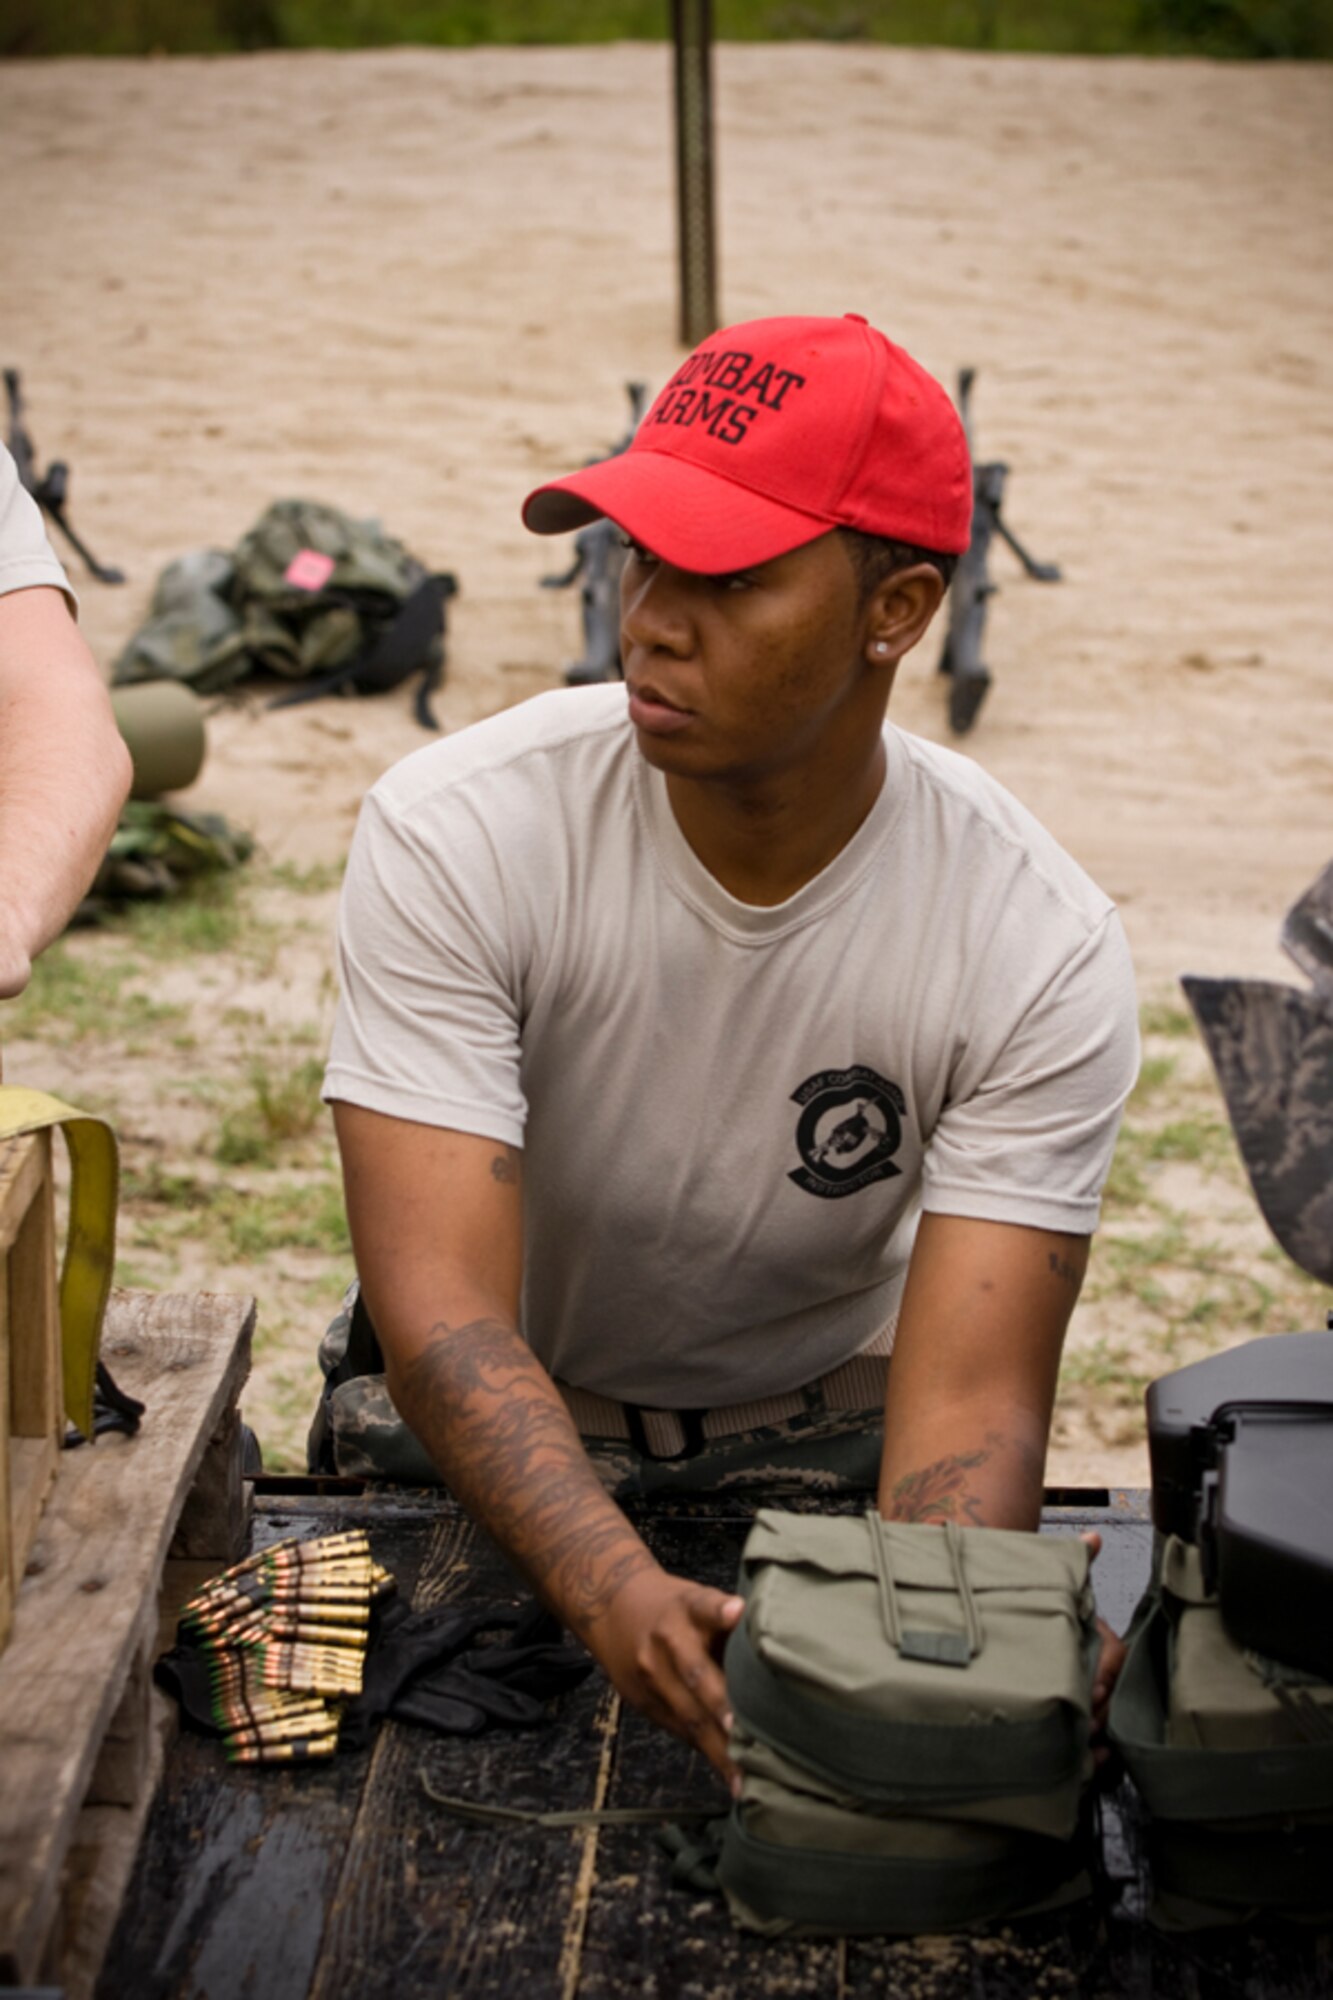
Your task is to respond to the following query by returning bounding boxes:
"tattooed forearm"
[881,1429,1045,1529]
[883,1448,991,1526]
[396,1317,654,1630]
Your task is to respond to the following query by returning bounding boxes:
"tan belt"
[558,1320,894,1463]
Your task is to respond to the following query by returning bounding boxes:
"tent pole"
[672,0,719,347]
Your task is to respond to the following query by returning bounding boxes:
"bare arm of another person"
[334,1102,744,1780]
[878,1210,1125,1725]
[0,586,132,998]
[877,1211,1083,1530]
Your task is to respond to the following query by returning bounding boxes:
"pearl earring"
[874,640,889,655]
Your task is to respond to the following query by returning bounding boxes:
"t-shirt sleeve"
[0,443,77,613]
[323,785,527,1147]
[921,909,1139,1235]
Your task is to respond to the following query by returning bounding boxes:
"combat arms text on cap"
[522,313,973,573]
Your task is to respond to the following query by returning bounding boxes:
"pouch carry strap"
[717,1812,1083,1935]
[865,1512,981,1667]
[727,1615,1082,1806]
[1108,1587,1333,1822]
[419,1768,716,1830]
[0,1085,118,1440]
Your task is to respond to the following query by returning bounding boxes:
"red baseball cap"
[522,313,972,572]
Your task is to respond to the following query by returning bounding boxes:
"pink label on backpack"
[284,548,336,591]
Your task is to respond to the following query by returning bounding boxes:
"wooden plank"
[86,1602,158,1810]
[58,1682,178,2000]
[576,1699,839,2000]
[0,1130,46,1259]
[0,1290,254,1986]
[99,1489,1333,2000]
[307,1508,621,2000]
[8,1432,60,1575]
[2,1131,60,1659]
[576,1508,839,2000]
[98,1505,451,2000]
[169,1400,252,1563]
[8,1128,61,1441]
[3,1128,62,1634]
[97,1729,369,2000]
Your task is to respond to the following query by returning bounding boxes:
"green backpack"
[113,500,453,725]
[715,1511,1099,1935]
[1108,1533,1333,1930]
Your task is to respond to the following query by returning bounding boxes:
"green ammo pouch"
[718,1511,1100,1936]
[1108,1533,1333,1930]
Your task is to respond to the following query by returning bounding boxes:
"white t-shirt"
[326,685,1139,1408]
[0,443,75,609]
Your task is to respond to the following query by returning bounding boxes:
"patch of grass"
[1060,1338,1151,1404]
[215,1057,328,1166]
[1141,1000,1198,1041]
[1099,1217,1192,1272]
[112,1260,160,1290]
[124,990,192,1033]
[268,859,346,895]
[242,1330,323,1473]
[1101,1138,1150,1212]
[6,941,186,1044]
[1141,1115,1234,1171]
[119,1159,351,1262]
[1085,1187,1323,1357]
[121,1162,210,1209]
[78,873,284,975]
[1094,1011,1238,1219]
[15,0,1331,56]
[1130,1054,1178,1104]
[1255,1247,1330,1327]
[988,989,1309,1443]
[217,1179,350,1261]
[112,875,247,957]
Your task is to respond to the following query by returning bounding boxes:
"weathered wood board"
[0,1289,254,1993]
[100,1486,1333,2000]
[0,1129,64,1657]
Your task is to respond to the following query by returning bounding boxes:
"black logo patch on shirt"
[788,1065,906,1199]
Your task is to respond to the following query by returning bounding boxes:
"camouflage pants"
[308,1282,886,1500]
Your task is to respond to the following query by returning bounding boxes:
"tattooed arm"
[878,1210,1127,1736]
[332,1103,743,1778]
[877,1212,1089,1529]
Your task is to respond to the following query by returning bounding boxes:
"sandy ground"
[2,45,1330,1483]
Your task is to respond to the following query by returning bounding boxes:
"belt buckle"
[625,1405,708,1462]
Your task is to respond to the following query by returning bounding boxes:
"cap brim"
[522,446,835,575]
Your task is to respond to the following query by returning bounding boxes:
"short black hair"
[839,528,957,606]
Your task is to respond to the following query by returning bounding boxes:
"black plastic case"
[1146,1331,1333,1678]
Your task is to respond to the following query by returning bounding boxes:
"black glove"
[339,1596,592,1749]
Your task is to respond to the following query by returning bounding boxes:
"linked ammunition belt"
[169,1531,392,1763]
